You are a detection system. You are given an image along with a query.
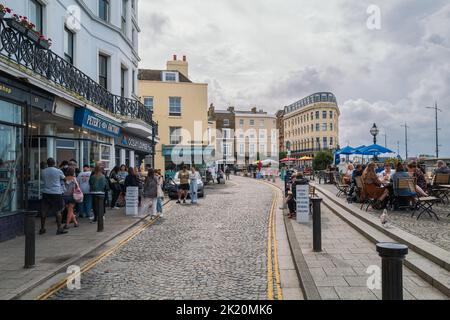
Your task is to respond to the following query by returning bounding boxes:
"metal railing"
[0,17,157,132]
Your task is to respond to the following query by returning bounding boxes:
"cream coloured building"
[234,108,278,167]
[283,92,340,158]
[138,55,210,176]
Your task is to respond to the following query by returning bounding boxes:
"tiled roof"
[138,69,192,83]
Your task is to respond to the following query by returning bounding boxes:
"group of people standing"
[176,166,201,205]
[40,158,110,235]
[39,158,166,235]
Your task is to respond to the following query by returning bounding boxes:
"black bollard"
[311,198,323,252]
[93,194,105,232]
[376,243,409,300]
[24,211,37,269]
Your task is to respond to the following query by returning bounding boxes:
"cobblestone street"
[49,177,275,300]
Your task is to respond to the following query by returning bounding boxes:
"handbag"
[73,180,84,203]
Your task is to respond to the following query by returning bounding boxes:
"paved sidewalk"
[0,205,153,300]
[258,177,447,299]
[289,205,447,300]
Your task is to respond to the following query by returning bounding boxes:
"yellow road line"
[261,180,283,301]
[267,195,274,300]
[271,189,283,300]
[36,215,162,300]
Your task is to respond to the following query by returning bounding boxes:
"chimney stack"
[251,107,257,113]
[167,54,189,79]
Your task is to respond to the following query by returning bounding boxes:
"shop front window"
[0,101,24,214]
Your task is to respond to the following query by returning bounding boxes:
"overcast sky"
[139,0,450,158]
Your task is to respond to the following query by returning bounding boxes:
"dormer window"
[163,71,179,82]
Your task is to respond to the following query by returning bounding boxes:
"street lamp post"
[370,123,380,145]
[426,102,442,159]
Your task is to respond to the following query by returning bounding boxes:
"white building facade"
[0,0,157,241]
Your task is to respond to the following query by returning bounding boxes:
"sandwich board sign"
[125,187,139,216]
[296,184,310,224]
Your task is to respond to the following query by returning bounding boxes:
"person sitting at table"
[347,164,363,203]
[377,163,393,185]
[362,162,389,209]
[343,164,354,185]
[407,161,429,197]
[391,162,427,197]
[435,160,450,174]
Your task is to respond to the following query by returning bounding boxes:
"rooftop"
[284,92,338,115]
[138,69,192,83]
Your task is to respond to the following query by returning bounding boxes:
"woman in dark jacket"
[109,166,121,209]
[125,167,142,206]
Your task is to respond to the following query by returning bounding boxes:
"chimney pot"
[173,54,177,61]
[183,55,187,62]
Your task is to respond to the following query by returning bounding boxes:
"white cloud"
[139,0,450,157]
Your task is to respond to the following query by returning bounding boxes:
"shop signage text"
[117,134,153,153]
[74,108,122,138]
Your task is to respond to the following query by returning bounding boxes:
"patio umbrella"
[353,145,367,155]
[360,144,394,155]
[336,146,356,155]
[280,157,297,163]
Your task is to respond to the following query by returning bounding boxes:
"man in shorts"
[177,166,190,204]
[40,158,67,235]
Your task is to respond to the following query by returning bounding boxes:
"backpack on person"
[144,177,158,198]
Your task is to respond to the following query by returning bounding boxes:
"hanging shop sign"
[116,134,153,154]
[74,108,122,138]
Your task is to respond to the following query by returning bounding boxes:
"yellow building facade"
[234,108,278,167]
[283,92,340,158]
[138,56,209,176]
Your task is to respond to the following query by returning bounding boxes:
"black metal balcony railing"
[0,17,157,134]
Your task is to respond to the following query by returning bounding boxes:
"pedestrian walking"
[177,166,190,204]
[225,166,231,181]
[189,166,201,204]
[77,165,92,219]
[155,169,165,217]
[89,162,109,223]
[63,168,80,229]
[143,169,159,219]
[40,158,67,235]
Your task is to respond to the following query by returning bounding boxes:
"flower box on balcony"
[27,30,40,42]
[4,18,27,34]
[38,39,50,50]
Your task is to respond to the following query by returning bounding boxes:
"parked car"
[165,172,205,199]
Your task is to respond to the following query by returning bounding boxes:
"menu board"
[296,184,310,224]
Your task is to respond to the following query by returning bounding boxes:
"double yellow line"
[267,187,283,301]
[36,215,163,300]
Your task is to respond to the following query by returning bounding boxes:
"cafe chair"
[430,173,450,205]
[408,180,440,221]
[392,177,416,211]
[355,177,377,212]
[333,172,349,198]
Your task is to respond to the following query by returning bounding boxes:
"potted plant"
[5,14,28,34]
[0,4,12,20]
[25,23,40,42]
[38,35,52,50]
